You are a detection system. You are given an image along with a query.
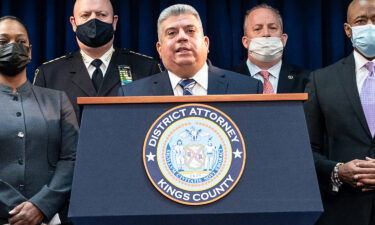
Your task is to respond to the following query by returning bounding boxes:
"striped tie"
[259,71,275,94]
[178,79,196,95]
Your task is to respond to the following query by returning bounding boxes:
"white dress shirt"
[168,63,208,96]
[80,46,115,79]
[246,59,282,93]
[354,50,375,94]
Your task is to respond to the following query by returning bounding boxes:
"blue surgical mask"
[351,24,375,58]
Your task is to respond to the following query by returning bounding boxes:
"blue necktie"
[178,79,196,95]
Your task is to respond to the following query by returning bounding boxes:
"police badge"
[144,104,246,205]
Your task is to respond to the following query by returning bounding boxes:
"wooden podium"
[69,94,322,225]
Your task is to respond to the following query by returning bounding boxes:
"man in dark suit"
[34,0,161,121]
[304,0,375,224]
[119,4,262,96]
[233,4,309,93]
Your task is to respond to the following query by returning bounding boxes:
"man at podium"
[118,4,263,96]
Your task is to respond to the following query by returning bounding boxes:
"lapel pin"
[288,74,294,80]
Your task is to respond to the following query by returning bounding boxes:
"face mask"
[248,37,284,62]
[351,24,375,58]
[0,43,30,77]
[75,18,114,48]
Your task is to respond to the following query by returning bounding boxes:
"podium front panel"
[69,100,322,225]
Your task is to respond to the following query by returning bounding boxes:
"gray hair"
[243,4,283,35]
[157,4,203,41]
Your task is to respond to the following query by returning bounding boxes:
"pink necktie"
[259,71,275,94]
[360,62,375,137]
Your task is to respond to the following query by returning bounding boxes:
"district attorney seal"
[143,104,246,205]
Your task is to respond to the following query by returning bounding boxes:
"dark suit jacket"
[118,65,263,96]
[0,83,78,224]
[233,59,310,93]
[33,48,161,122]
[304,53,375,225]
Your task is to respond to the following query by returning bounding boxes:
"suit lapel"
[70,52,97,96]
[151,71,174,95]
[207,65,228,94]
[277,63,294,93]
[236,60,251,75]
[99,49,120,96]
[339,54,372,137]
[30,84,49,153]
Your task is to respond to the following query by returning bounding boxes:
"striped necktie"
[178,79,196,95]
[259,71,275,94]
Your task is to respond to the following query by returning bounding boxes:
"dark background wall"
[0,0,352,81]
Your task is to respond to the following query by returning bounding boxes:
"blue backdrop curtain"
[0,0,352,81]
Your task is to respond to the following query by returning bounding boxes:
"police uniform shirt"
[80,45,115,79]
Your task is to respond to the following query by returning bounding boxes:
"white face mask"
[248,37,284,62]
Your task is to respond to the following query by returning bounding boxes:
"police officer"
[34,0,161,122]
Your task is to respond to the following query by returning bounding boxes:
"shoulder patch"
[42,53,71,65]
[128,50,154,60]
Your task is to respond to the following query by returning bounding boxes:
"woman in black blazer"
[0,16,78,225]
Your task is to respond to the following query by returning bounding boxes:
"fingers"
[9,202,26,215]
[357,178,375,185]
[8,210,24,224]
[356,161,375,169]
[355,173,375,180]
[8,202,43,225]
[12,220,29,225]
[362,186,375,192]
[338,159,375,186]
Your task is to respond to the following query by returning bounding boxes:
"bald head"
[71,0,117,30]
[73,0,114,18]
[347,0,375,24]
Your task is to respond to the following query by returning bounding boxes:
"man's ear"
[70,16,77,32]
[281,33,288,47]
[344,23,352,39]
[156,41,162,58]
[113,15,119,31]
[242,36,250,49]
[204,36,210,51]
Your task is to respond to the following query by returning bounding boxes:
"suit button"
[16,112,22,117]
[18,158,23,165]
[17,132,24,138]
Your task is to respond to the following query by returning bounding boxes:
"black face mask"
[0,43,30,77]
[75,18,114,48]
